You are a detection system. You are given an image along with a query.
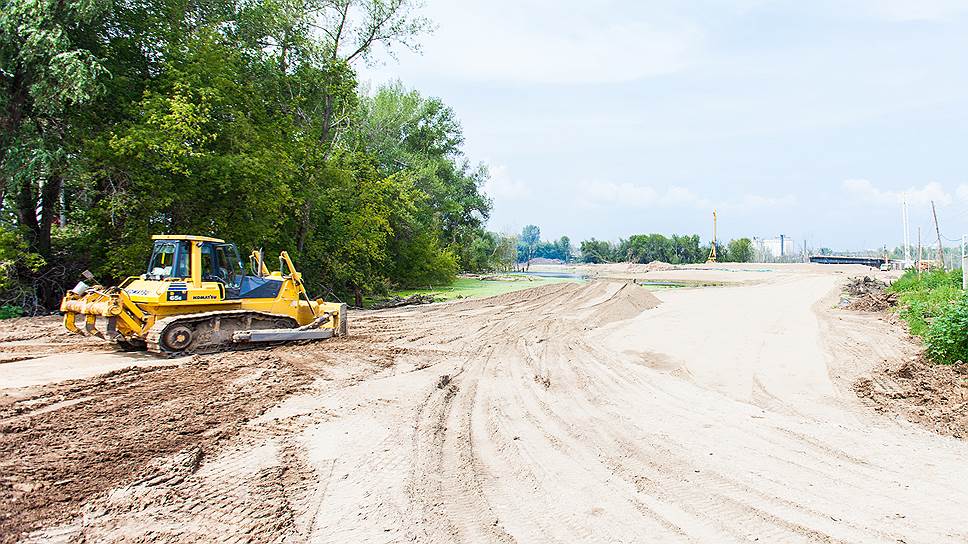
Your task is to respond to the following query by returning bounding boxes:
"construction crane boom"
[707,210,718,263]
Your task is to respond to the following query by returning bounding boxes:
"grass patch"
[889,269,963,335]
[365,275,576,308]
[890,269,967,363]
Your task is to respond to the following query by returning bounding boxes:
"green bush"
[0,305,24,320]
[889,269,964,337]
[923,293,968,365]
[897,286,964,336]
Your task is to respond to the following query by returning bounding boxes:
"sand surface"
[2,265,967,543]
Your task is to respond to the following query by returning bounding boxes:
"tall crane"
[707,210,718,263]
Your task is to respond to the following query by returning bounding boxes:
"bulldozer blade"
[79,315,117,339]
[232,328,335,343]
[84,314,98,337]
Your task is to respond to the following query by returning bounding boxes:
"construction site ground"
[2,263,967,543]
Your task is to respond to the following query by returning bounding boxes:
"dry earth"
[2,265,968,543]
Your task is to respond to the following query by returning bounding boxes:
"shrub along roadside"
[889,269,967,364]
[923,294,968,365]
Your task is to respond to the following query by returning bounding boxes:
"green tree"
[554,236,572,262]
[669,234,701,264]
[83,32,304,278]
[726,238,754,263]
[0,0,113,305]
[352,82,491,275]
[494,233,518,271]
[580,239,615,263]
[519,225,540,269]
[626,234,673,263]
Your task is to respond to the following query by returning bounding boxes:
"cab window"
[215,244,243,289]
[147,241,189,279]
[200,243,215,280]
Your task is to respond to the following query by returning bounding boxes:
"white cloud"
[577,181,794,211]
[363,1,703,84]
[726,194,798,210]
[862,0,968,21]
[576,181,710,208]
[957,184,968,202]
[843,179,952,206]
[483,164,530,200]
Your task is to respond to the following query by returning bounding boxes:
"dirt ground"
[2,264,968,543]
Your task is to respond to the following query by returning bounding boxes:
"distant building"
[753,235,796,258]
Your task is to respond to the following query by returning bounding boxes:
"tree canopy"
[0,0,503,311]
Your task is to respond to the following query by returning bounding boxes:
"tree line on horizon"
[579,235,754,264]
[510,225,755,267]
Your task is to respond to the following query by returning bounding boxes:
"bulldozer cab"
[147,235,245,297]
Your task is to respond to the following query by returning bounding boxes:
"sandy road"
[8,266,968,542]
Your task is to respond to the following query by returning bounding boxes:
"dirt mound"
[624,260,676,273]
[586,282,662,325]
[845,276,887,296]
[467,279,577,307]
[642,260,675,272]
[842,276,896,311]
[846,292,897,312]
[855,356,968,438]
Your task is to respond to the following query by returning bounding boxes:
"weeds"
[924,294,968,365]
[0,305,23,319]
[890,269,967,363]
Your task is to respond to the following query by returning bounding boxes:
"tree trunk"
[1,64,28,139]
[320,94,334,160]
[354,286,362,308]
[37,172,63,255]
[14,178,40,248]
[297,200,311,252]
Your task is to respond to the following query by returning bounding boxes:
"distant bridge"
[809,255,888,267]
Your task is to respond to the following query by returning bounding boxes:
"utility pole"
[901,199,911,268]
[963,235,966,289]
[931,200,944,269]
[917,227,922,277]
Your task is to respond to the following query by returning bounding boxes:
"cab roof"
[151,234,226,243]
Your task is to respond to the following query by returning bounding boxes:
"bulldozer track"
[145,310,298,355]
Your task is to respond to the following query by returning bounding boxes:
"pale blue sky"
[361,0,968,251]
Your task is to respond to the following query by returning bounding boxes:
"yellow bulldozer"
[60,235,347,354]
